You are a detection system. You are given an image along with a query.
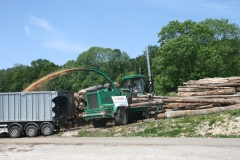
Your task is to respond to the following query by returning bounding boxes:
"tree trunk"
[187,94,240,99]
[129,100,163,108]
[177,88,236,96]
[163,98,239,105]
[162,103,209,109]
[132,98,150,102]
[177,86,232,92]
[157,104,240,119]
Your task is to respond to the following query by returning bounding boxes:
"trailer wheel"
[41,124,53,136]
[9,126,21,138]
[114,107,128,125]
[25,125,38,137]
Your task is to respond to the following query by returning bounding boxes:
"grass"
[215,134,240,138]
[75,109,240,138]
[208,113,225,126]
[227,109,240,116]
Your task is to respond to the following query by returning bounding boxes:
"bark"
[177,86,232,92]
[188,94,240,99]
[137,95,171,99]
[129,100,163,108]
[177,88,236,96]
[191,104,214,110]
[132,98,150,102]
[153,96,172,99]
[183,82,240,87]
[162,103,209,109]
[206,83,240,87]
[183,77,240,85]
[163,98,239,105]
[157,104,240,119]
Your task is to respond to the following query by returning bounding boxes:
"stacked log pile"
[157,77,240,119]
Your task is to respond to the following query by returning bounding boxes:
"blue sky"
[0,0,240,69]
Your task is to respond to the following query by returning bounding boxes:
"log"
[209,83,240,87]
[74,93,79,98]
[177,88,236,96]
[136,95,152,98]
[153,96,173,99]
[184,77,240,84]
[183,81,226,85]
[232,80,240,83]
[137,95,172,99]
[177,86,232,92]
[162,103,209,109]
[191,104,214,110]
[157,104,240,119]
[132,98,150,102]
[78,86,98,94]
[188,94,240,99]
[78,94,86,101]
[183,82,240,87]
[129,100,163,108]
[177,87,212,92]
[163,97,239,105]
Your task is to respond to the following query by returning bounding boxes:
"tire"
[25,125,38,137]
[41,124,53,136]
[9,126,21,138]
[114,107,128,125]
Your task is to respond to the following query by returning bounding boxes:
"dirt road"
[1,137,240,160]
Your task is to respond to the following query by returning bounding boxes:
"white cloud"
[44,39,86,52]
[27,15,85,53]
[29,15,53,31]
[24,26,32,37]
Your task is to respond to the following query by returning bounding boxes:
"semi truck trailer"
[0,91,75,138]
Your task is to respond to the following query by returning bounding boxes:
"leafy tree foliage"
[0,59,59,92]
[43,47,133,91]
[153,19,240,95]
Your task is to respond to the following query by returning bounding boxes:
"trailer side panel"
[0,91,58,122]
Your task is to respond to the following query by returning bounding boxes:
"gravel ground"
[1,142,240,160]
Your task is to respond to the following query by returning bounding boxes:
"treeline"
[0,19,239,95]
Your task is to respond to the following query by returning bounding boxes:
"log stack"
[157,77,240,119]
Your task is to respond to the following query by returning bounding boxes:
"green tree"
[44,47,133,91]
[154,19,240,95]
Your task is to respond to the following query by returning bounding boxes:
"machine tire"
[41,124,53,136]
[114,107,128,125]
[25,125,38,137]
[9,126,21,138]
